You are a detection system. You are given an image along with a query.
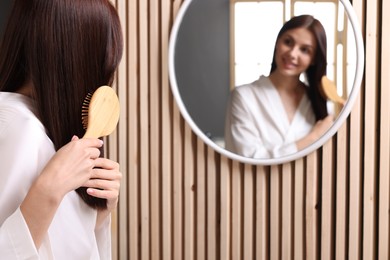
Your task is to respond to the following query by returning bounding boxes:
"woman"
[225,15,333,159]
[0,0,123,258]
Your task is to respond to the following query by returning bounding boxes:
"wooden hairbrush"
[78,86,120,209]
[81,85,120,138]
[321,76,346,106]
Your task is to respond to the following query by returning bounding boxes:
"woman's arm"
[20,137,104,248]
[295,115,334,150]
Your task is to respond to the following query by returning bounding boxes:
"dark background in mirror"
[174,0,230,142]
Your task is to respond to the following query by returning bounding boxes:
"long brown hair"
[270,15,328,120]
[0,0,123,209]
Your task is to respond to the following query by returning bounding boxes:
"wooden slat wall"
[108,0,390,259]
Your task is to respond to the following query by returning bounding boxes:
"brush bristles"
[81,92,92,129]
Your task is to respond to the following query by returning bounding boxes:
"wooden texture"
[82,86,120,139]
[378,1,390,259]
[108,0,389,259]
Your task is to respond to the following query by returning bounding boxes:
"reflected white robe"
[0,92,111,260]
[224,75,316,159]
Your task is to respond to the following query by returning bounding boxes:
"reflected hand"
[310,115,334,139]
[296,115,334,151]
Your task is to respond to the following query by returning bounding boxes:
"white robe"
[0,92,111,260]
[224,75,316,159]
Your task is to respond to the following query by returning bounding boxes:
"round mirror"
[169,0,364,165]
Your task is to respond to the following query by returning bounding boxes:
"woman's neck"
[268,72,302,94]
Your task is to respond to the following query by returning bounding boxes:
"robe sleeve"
[0,107,53,259]
[95,214,112,260]
[0,209,39,259]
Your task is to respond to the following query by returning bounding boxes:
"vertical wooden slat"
[184,125,195,260]
[220,156,231,260]
[231,161,242,260]
[139,0,150,258]
[173,0,183,15]
[281,163,293,260]
[294,159,305,260]
[161,0,172,258]
[112,0,129,259]
[335,123,348,260]
[127,0,140,259]
[306,151,319,260]
[149,0,161,258]
[378,0,390,258]
[172,107,184,260]
[197,139,207,260]
[206,147,217,260]
[363,0,379,259]
[243,164,254,260]
[321,139,335,260]
[256,165,269,260]
[349,0,364,258]
[172,2,184,260]
[270,165,281,260]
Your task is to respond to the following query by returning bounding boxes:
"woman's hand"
[82,158,122,229]
[38,136,104,200]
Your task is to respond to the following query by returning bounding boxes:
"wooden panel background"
[107,0,390,259]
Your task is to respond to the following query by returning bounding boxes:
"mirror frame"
[168,0,364,165]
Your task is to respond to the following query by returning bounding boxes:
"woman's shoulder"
[0,92,46,138]
[0,92,54,173]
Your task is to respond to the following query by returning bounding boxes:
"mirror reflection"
[233,1,356,93]
[172,0,361,162]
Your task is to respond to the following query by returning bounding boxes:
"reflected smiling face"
[274,27,317,77]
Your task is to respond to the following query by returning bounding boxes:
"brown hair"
[0,0,123,208]
[270,14,328,120]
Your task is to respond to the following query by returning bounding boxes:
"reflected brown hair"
[0,0,123,208]
[270,14,328,120]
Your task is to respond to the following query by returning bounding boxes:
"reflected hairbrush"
[321,76,346,106]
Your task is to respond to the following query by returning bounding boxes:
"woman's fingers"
[85,147,101,159]
[84,178,120,191]
[71,136,104,149]
[84,176,120,206]
[92,157,120,171]
[87,188,119,200]
[82,159,122,210]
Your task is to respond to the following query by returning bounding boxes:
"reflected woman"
[225,15,334,159]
